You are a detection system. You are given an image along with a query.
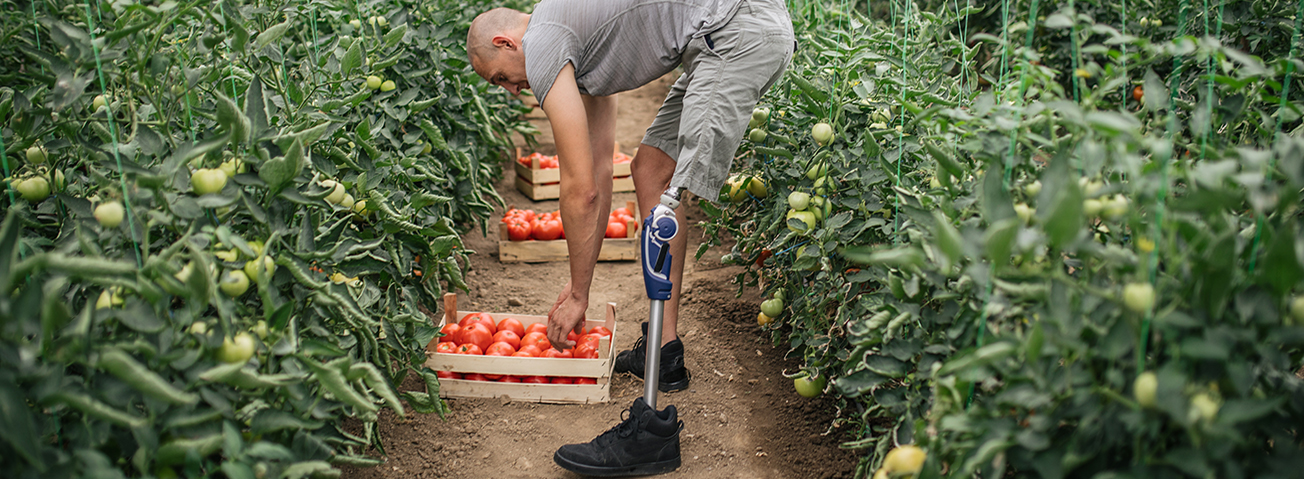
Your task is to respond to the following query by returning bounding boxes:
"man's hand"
[547,282,586,350]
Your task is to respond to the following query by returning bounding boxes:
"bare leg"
[631,144,687,347]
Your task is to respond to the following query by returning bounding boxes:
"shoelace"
[593,409,640,446]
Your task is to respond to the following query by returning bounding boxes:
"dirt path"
[343,75,858,479]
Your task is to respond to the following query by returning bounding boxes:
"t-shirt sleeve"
[523,23,580,107]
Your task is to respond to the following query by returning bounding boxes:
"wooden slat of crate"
[424,295,618,404]
[513,146,635,200]
[498,201,639,263]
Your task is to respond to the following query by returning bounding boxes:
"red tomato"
[521,332,551,352]
[567,330,580,343]
[550,377,575,384]
[498,376,521,383]
[573,343,598,359]
[517,345,543,357]
[578,334,602,350]
[512,351,533,357]
[456,344,483,355]
[436,370,461,380]
[605,221,627,239]
[464,373,490,381]
[534,219,563,241]
[460,323,494,352]
[435,341,458,354]
[492,330,521,350]
[439,324,462,344]
[460,312,496,331]
[576,378,598,385]
[507,219,531,241]
[612,207,631,218]
[542,348,573,359]
[525,323,548,336]
[497,318,526,337]
[588,326,612,338]
[486,341,517,356]
[523,376,549,384]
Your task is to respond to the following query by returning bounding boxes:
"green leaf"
[839,245,925,269]
[983,218,1019,270]
[931,211,962,265]
[834,369,888,397]
[1258,221,1304,294]
[383,24,408,49]
[341,41,363,77]
[0,377,44,472]
[1144,69,1169,113]
[864,355,909,378]
[250,409,324,435]
[215,91,251,145]
[1038,157,1084,250]
[253,21,290,51]
[259,139,304,193]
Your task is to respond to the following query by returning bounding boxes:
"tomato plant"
[0,0,538,474]
[702,0,1304,477]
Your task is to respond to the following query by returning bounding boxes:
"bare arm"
[541,63,616,349]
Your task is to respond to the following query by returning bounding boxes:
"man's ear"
[491,34,517,51]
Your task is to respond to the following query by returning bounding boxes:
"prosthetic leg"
[553,189,685,477]
[640,188,682,409]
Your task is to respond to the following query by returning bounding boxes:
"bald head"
[467,8,529,64]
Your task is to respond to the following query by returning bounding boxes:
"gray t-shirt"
[522,0,744,106]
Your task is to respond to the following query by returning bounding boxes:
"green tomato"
[243,256,277,280]
[50,169,66,191]
[96,288,125,309]
[349,19,362,29]
[1290,296,1304,324]
[421,142,432,155]
[793,374,825,398]
[756,311,774,327]
[191,168,228,195]
[811,122,834,146]
[806,162,828,180]
[1122,282,1155,314]
[787,191,811,211]
[217,332,256,364]
[253,321,270,340]
[1133,371,1158,409]
[16,177,51,202]
[1082,199,1103,217]
[882,445,926,476]
[218,159,243,178]
[92,95,107,111]
[189,321,209,335]
[745,177,768,199]
[339,193,356,210]
[380,80,397,92]
[772,289,785,302]
[1189,392,1219,423]
[760,298,784,318]
[219,270,250,297]
[94,201,125,228]
[1014,203,1035,225]
[322,180,346,204]
[751,108,770,124]
[748,128,768,143]
[786,210,817,234]
[26,145,47,164]
[1102,195,1130,221]
[725,176,748,203]
[1024,180,1042,197]
[376,16,389,27]
[352,199,370,217]
[366,75,383,90]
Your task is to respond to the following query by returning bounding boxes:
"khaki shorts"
[641,0,794,201]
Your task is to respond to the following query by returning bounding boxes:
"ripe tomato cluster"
[605,206,636,239]
[435,312,613,383]
[502,207,638,241]
[516,151,633,169]
[503,208,565,241]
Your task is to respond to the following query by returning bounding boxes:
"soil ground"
[343,75,859,479]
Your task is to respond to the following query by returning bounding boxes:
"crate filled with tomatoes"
[424,294,619,404]
[497,201,639,263]
[513,147,635,200]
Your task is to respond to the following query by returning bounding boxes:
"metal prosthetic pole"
[640,188,682,409]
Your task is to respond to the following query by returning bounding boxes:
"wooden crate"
[498,200,639,263]
[513,147,635,201]
[424,294,618,404]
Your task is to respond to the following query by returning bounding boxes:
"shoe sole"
[554,451,681,477]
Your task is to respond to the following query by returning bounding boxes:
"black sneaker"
[612,322,691,392]
[554,397,682,476]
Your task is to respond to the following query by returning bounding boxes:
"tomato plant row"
[703,0,1304,477]
[0,0,535,476]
